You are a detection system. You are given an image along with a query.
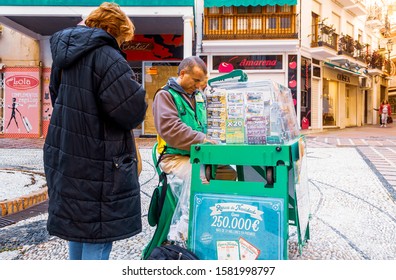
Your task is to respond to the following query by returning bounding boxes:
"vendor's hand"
[203,137,218,144]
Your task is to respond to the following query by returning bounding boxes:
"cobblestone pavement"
[0,136,156,149]
[1,125,396,260]
[304,124,396,201]
[2,126,396,202]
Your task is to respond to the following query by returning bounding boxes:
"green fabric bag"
[142,180,177,260]
[147,172,167,227]
[147,186,161,226]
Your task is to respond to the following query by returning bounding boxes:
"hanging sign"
[213,55,283,72]
[122,34,183,61]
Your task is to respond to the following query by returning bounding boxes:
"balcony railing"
[203,13,298,40]
[310,24,338,51]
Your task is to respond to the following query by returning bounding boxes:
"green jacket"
[160,88,206,156]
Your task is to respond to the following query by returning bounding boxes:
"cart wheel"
[205,165,213,181]
[266,166,274,185]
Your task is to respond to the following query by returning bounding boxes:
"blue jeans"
[68,241,113,260]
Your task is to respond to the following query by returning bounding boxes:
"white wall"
[0,24,39,67]
[300,0,380,51]
[39,37,52,68]
[300,0,313,50]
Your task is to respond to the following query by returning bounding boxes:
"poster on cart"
[189,193,285,260]
[3,67,40,137]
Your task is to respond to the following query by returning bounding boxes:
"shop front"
[121,35,184,136]
[197,50,303,125]
[0,0,195,138]
[322,64,361,129]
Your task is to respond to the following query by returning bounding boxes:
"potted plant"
[338,34,355,55]
[367,49,385,69]
[320,24,335,35]
[354,41,368,60]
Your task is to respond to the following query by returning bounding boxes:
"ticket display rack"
[142,72,311,260]
[187,137,310,260]
[187,77,310,260]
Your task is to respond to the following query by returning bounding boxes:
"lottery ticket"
[207,128,226,142]
[239,237,261,260]
[216,241,240,260]
[207,118,226,129]
[227,104,244,119]
[206,89,227,107]
[227,91,244,104]
[226,118,245,144]
[207,107,227,119]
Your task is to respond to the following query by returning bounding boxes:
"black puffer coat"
[44,25,147,243]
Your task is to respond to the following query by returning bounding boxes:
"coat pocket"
[112,153,139,195]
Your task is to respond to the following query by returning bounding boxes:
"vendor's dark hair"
[178,56,207,75]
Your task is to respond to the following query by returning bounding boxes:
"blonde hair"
[85,2,135,42]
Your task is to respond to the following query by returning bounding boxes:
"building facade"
[0,0,394,138]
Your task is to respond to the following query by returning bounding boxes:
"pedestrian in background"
[43,2,147,260]
[380,100,392,127]
[374,100,385,126]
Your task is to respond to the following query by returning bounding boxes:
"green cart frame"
[188,137,310,260]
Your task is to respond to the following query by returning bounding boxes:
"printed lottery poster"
[3,67,40,136]
[189,193,285,260]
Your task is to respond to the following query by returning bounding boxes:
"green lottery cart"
[187,79,310,260]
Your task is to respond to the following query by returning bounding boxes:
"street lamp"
[386,39,393,74]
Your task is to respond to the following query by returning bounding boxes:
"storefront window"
[142,61,179,135]
[323,79,337,126]
[345,89,350,118]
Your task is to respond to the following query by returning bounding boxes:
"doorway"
[345,85,357,127]
[142,61,180,136]
[323,79,337,126]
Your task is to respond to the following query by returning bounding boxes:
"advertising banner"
[123,34,183,61]
[287,54,298,113]
[3,67,40,137]
[189,193,285,260]
[213,55,283,72]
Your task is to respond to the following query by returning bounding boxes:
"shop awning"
[324,62,361,76]
[0,0,194,6]
[204,0,297,7]
[0,0,193,38]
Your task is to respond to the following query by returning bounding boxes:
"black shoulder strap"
[157,171,168,217]
[155,146,167,168]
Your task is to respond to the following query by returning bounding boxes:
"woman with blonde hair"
[44,2,147,260]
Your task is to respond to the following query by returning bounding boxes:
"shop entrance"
[322,79,337,126]
[345,85,357,127]
[142,61,180,136]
